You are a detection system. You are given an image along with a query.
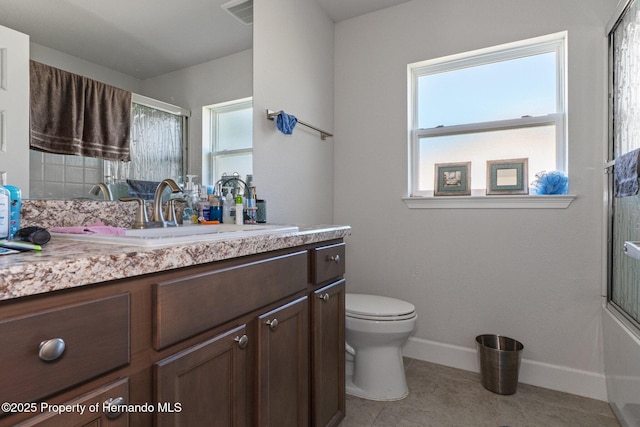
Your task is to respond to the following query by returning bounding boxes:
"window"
[204,98,253,185]
[408,32,567,197]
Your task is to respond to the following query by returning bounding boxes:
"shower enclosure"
[605,0,640,425]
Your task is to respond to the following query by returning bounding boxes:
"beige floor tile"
[339,358,620,427]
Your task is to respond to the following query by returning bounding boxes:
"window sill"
[402,194,576,209]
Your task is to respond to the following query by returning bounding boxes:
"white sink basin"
[52,224,299,247]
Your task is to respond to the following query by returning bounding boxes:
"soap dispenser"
[183,175,199,225]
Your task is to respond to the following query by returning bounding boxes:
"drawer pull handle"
[234,335,249,349]
[38,338,66,362]
[318,293,330,302]
[266,319,279,331]
[104,396,126,420]
[327,254,341,264]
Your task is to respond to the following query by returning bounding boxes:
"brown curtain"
[29,60,132,161]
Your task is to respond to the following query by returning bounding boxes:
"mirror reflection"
[30,97,188,201]
[0,0,253,200]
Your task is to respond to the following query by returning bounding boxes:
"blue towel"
[276,111,297,135]
[615,148,640,197]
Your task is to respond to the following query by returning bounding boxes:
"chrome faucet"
[89,183,113,201]
[119,197,151,229]
[153,179,182,227]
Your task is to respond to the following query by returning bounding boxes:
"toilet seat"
[346,294,416,321]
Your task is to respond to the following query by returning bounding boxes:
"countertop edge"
[0,225,351,301]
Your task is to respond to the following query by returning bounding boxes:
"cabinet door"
[311,280,345,427]
[16,378,129,427]
[155,324,249,427]
[257,297,309,427]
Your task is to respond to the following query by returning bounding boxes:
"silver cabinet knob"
[266,319,279,331]
[318,293,330,302]
[234,335,249,349]
[38,338,66,362]
[327,254,341,263]
[104,396,126,420]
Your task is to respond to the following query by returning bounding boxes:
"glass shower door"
[610,0,640,327]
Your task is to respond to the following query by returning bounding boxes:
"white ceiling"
[316,0,411,22]
[0,0,410,80]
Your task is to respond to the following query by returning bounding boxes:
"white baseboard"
[402,336,608,401]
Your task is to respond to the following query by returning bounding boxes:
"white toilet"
[345,293,417,401]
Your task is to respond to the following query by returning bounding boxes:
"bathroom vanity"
[0,223,349,427]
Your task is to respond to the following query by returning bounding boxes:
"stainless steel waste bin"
[476,334,523,395]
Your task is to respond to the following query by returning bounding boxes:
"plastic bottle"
[246,186,257,224]
[0,187,9,239]
[182,175,199,225]
[4,185,21,239]
[235,195,244,225]
[223,187,234,224]
[209,191,223,222]
[197,187,211,221]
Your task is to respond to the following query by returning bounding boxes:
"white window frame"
[406,32,574,208]
[204,97,253,185]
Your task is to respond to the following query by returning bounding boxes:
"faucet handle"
[119,197,150,229]
[166,198,186,226]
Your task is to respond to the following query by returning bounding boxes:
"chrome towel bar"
[266,109,333,141]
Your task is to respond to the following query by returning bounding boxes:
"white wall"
[334,0,617,400]
[253,0,335,225]
[30,43,142,92]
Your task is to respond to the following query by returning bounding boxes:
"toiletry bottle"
[246,186,257,224]
[0,186,9,239]
[183,175,199,225]
[235,195,244,225]
[4,185,21,239]
[223,187,234,224]
[209,190,223,222]
[197,187,211,221]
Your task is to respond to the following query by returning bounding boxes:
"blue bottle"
[0,187,8,239]
[4,185,21,239]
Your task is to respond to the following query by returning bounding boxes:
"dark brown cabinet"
[311,280,346,427]
[257,297,309,427]
[16,378,130,427]
[1,239,346,427]
[155,325,250,427]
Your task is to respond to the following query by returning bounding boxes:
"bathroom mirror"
[0,0,253,200]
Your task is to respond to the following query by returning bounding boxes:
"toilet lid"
[346,293,416,321]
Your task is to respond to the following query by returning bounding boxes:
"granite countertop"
[0,225,351,302]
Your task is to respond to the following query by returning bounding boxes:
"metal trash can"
[475,334,524,395]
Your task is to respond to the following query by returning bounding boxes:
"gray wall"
[253,0,335,226]
[333,0,617,400]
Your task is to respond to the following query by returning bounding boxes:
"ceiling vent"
[221,0,253,25]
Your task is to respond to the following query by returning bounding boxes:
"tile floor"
[339,358,621,427]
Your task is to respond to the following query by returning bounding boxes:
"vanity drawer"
[153,251,308,350]
[0,293,130,406]
[312,243,346,285]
